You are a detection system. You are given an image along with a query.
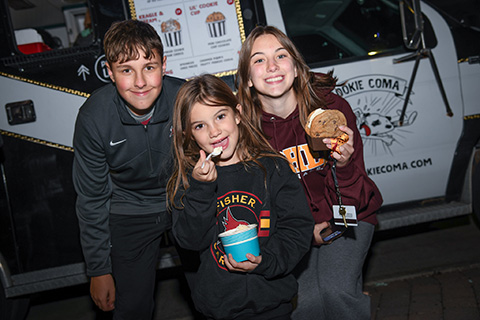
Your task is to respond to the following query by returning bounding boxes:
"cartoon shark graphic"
[222,207,249,232]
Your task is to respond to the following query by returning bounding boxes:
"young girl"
[236,26,383,320]
[167,74,314,320]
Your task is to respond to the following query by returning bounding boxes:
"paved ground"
[364,216,480,320]
[366,264,480,320]
[26,216,480,320]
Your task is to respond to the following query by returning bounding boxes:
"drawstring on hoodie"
[290,115,320,211]
[270,117,278,149]
[267,113,321,212]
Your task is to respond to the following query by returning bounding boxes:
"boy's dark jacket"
[261,82,382,225]
[172,157,314,319]
[72,76,184,277]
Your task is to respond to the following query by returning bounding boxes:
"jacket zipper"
[144,124,154,174]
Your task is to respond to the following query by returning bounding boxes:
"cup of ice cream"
[218,224,260,262]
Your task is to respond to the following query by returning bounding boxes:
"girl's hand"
[312,221,331,246]
[192,150,217,182]
[224,253,262,272]
[323,125,354,167]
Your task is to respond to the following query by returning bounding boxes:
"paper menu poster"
[134,0,244,79]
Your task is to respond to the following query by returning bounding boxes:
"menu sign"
[133,0,244,79]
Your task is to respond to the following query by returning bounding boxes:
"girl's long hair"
[236,25,337,131]
[167,74,283,207]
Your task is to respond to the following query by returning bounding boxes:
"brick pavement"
[365,264,480,320]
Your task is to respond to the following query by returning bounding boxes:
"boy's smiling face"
[107,49,166,115]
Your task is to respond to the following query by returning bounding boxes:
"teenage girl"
[167,74,314,319]
[236,26,383,320]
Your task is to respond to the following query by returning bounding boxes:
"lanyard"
[331,158,348,228]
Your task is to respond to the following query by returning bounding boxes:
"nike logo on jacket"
[110,139,126,146]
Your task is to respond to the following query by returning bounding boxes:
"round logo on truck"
[95,54,111,83]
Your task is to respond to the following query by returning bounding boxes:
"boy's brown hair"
[103,19,164,64]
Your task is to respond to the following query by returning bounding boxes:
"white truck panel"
[1,77,85,147]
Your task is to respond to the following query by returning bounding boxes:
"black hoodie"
[172,157,314,319]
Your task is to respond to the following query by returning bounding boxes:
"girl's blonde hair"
[167,74,283,206]
[236,25,337,131]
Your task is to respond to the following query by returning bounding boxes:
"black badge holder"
[320,159,349,243]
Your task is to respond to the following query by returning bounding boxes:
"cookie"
[305,109,347,138]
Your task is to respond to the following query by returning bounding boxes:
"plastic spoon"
[201,147,223,168]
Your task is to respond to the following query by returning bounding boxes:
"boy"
[72,19,184,319]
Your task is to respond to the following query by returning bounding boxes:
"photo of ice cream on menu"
[161,18,182,47]
[133,0,244,79]
[206,11,226,38]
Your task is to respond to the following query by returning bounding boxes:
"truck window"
[278,0,437,66]
[424,0,480,59]
[8,0,93,54]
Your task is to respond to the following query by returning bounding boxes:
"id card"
[333,205,358,226]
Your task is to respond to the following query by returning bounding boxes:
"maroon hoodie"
[261,87,382,225]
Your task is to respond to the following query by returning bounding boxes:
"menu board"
[133,0,244,79]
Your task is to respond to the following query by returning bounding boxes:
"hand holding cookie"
[304,108,354,166]
[323,125,354,167]
[329,132,349,155]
